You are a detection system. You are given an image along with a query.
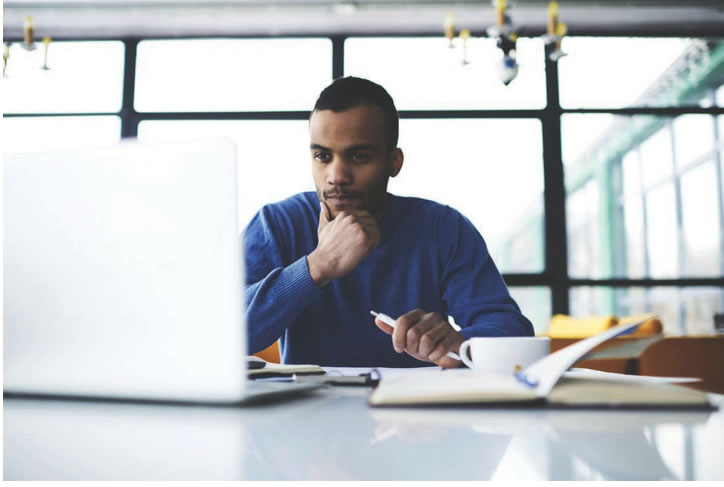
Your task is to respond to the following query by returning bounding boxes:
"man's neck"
[372,192,390,224]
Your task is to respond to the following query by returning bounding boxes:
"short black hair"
[313,76,399,149]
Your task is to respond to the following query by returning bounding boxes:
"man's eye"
[314,152,331,162]
[351,153,370,163]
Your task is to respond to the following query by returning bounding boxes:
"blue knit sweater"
[243,192,533,367]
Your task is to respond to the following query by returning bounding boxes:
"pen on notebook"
[370,310,462,361]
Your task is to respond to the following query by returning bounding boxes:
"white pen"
[370,310,462,361]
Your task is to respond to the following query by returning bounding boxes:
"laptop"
[3,138,322,404]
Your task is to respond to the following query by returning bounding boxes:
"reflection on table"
[4,388,723,480]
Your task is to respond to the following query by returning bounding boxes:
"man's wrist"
[307,250,332,287]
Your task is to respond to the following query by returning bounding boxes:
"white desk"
[4,387,724,481]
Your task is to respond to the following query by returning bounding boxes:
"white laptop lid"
[3,138,247,402]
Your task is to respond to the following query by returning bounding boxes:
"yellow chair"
[253,340,281,363]
[548,314,662,338]
[547,314,663,375]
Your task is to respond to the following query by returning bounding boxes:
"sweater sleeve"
[438,208,534,338]
[243,207,322,354]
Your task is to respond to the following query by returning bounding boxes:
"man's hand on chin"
[374,309,464,369]
[307,200,381,287]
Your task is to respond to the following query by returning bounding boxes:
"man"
[244,76,533,368]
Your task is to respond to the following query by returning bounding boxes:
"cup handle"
[459,340,474,368]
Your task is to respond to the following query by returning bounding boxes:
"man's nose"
[326,158,352,186]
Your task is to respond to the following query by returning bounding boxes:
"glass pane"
[3,41,124,114]
[680,161,721,276]
[1,116,121,153]
[645,183,679,278]
[559,37,701,108]
[508,287,551,336]
[394,119,544,273]
[569,286,617,319]
[567,180,600,278]
[570,286,722,335]
[135,39,332,112]
[622,150,641,197]
[563,113,722,279]
[682,287,724,335]
[623,196,646,278]
[640,126,674,189]
[561,114,665,194]
[561,114,615,167]
[672,114,715,168]
[137,120,310,229]
[345,37,546,109]
[716,84,724,106]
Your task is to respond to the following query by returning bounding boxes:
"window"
[509,287,552,335]
[137,120,311,229]
[561,114,616,168]
[5,34,722,334]
[134,39,332,112]
[624,201,647,278]
[559,37,695,108]
[567,180,600,278]
[345,37,546,109]
[394,119,544,273]
[570,286,721,335]
[3,41,124,113]
[2,116,121,154]
[640,126,674,190]
[673,114,715,168]
[680,162,721,276]
[645,183,679,278]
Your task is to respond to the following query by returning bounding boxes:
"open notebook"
[369,317,712,408]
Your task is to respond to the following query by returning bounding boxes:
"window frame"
[4,33,724,332]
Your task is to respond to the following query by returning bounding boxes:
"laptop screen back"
[3,138,247,402]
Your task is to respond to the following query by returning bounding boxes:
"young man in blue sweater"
[244,76,533,368]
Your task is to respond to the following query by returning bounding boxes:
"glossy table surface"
[4,385,724,481]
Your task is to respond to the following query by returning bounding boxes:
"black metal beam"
[3,112,121,117]
[542,43,570,315]
[9,106,722,119]
[120,38,139,138]
[567,278,724,287]
[563,107,724,115]
[114,111,313,120]
[332,35,345,79]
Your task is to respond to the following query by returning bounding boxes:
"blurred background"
[4,0,724,334]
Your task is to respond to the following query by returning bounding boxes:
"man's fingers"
[404,316,440,356]
[436,354,462,369]
[341,215,380,253]
[429,332,464,364]
[374,318,394,335]
[415,323,449,357]
[392,309,425,353]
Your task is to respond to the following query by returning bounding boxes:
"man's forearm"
[245,256,322,354]
[456,305,535,340]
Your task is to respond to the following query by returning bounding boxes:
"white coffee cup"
[459,336,550,374]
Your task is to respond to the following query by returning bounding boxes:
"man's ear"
[389,148,404,178]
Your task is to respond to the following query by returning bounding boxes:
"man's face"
[309,104,403,220]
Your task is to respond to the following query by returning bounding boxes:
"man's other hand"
[374,309,463,369]
[307,201,380,287]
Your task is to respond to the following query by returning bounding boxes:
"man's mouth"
[324,191,362,201]
[326,194,358,200]
[324,192,363,209]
